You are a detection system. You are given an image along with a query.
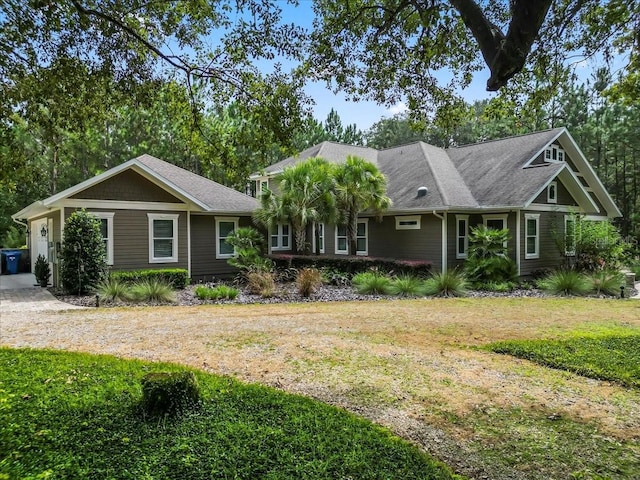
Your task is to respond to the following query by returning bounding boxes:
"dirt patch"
[2,298,639,479]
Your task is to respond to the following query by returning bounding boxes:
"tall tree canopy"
[309,0,639,122]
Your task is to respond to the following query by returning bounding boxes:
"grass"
[0,349,459,480]
[423,270,468,297]
[3,298,640,479]
[536,269,593,296]
[351,271,392,295]
[130,279,176,303]
[487,334,640,388]
[387,274,424,297]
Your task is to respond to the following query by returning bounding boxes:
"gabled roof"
[13,154,258,220]
[253,128,620,217]
[252,142,378,177]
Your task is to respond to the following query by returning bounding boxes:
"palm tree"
[333,156,391,255]
[253,157,336,254]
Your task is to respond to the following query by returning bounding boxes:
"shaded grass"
[487,334,640,388]
[0,348,459,480]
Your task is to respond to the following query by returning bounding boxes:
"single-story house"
[12,127,621,286]
[12,154,258,286]
[250,127,621,276]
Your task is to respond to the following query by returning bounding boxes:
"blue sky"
[277,0,494,131]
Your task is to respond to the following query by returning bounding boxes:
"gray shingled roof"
[260,129,571,211]
[261,142,378,175]
[447,128,564,207]
[136,154,258,213]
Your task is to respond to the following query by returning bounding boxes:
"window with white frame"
[312,222,325,254]
[260,180,268,193]
[271,223,291,251]
[356,219,368,255]
[395,215,421,230]
[335,220,368,255]
[335,224,348,254]
[524,214,540,259]
[215,217,238,259]
[564,215,576,256]
[547,181,557,203]
[483,214,508,248]
[92,212,114,265]
[148,213,179,263]
[456,215,469,259]
[545,145,565,162]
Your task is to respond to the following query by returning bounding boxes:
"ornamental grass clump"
[130,279,176,303]
[537,269,591,296]
[296,268,323,297]
[387,274,424,297]
[423,270,468,297]
[97,277,131,302]
[247,271,276,297]
[589,270,623,296]
[351,271,392,295]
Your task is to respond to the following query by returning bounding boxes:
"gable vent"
[417,186,428,197]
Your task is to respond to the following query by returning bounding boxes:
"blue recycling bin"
[2,250,22,274]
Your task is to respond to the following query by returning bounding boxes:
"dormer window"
[547,181,557,203]
[545,145,565,163]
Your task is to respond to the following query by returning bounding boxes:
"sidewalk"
[0,273,85,312]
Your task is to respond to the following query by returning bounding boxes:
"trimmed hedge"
[111,268,189,289]
[269,254,432,276]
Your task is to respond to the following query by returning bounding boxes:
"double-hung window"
[456,215,469,259]
[524,214,540,259]
[92,212,114,265]
[148,213,179,263]
[483,214,509,249]
[271,223,291,251]
[565,215,577,256]
[335,220,368,255]
[216,217,238,259]
[312,222,325,254]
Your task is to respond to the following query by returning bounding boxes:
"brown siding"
[65,208,188,272]
[532,178,577,205]
[70,169,182,203]
[520,211,565,276]
[368,215,442,272]
[190,215,253,281]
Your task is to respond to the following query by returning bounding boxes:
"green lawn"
[0,348,459,480]
[488,334,640,388]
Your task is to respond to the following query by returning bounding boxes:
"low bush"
[194,284,239,300]
[320,267,351,287]
[351,271,392,295]
[296,268,323,297]
[141,371,202,416]
[537,270,591,296]
[589,270,624,296]
[387,274,424,297]
[247,271,276,297]
[130,279,176,303]
[97,277,131,302]
[423,270,468,297]
[477,281,516,293]
[270,254,432,276]
[111,268,189,289]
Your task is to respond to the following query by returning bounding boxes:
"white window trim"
[271,223,291,251]
[356,218,369,256]
[564,215,577,256]
[547,181,558,204]
[335,219,368,255]
[215,216,239,259]
[524,214,540,259]
[395,215,421,230]
[335,224,348,255]
[147,213,179,263]
[545,145,565,163]
[312,222,325,254]
[455,215,469,259]
[483,214,509,248]
[91,212,114,265]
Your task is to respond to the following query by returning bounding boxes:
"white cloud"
[387,102,408,116]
